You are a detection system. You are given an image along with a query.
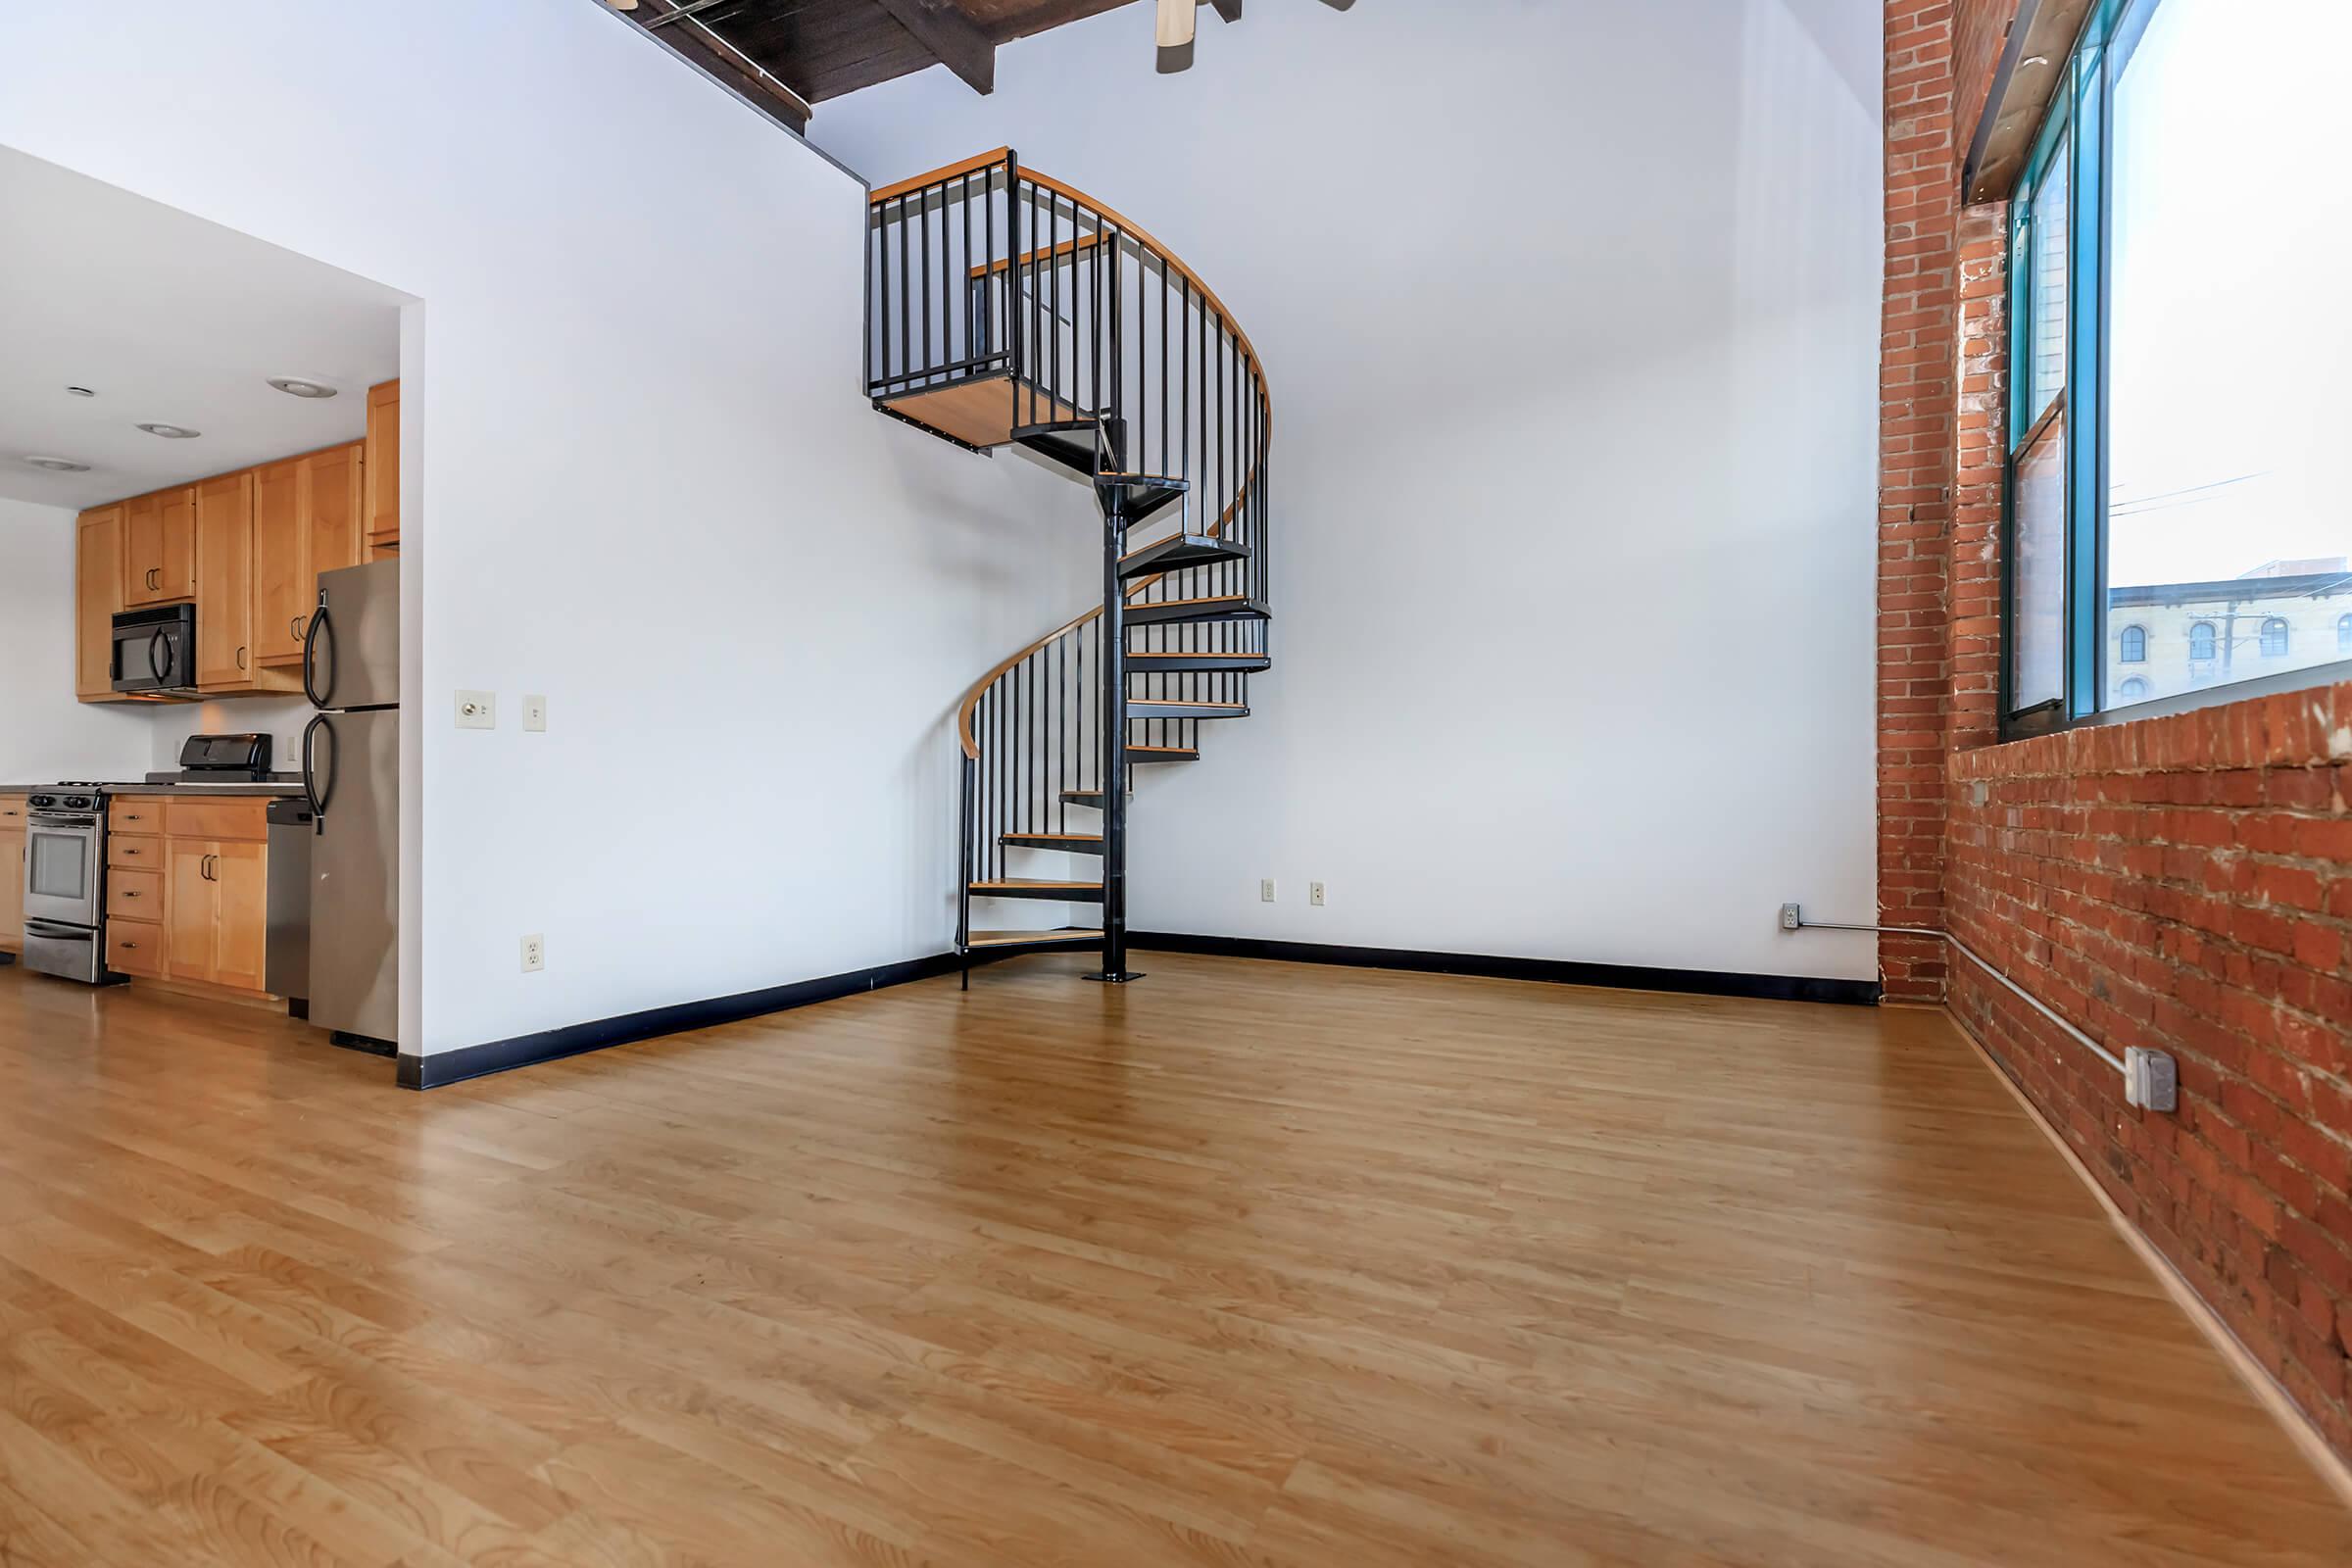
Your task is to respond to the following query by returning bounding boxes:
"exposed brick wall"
[1953,0,2023,157]
[1879,0,1961,1003]
[1948,201,2006,754]
[1948,689,2352,1456]
[1882,0,2352,1467]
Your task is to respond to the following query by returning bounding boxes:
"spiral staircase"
[867,149,1271,984]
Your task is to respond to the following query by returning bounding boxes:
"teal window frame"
[2000,0,2352,734]
[2001,0,2122,740]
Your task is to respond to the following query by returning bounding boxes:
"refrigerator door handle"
[302,601,335,708]
[303,713,337,835]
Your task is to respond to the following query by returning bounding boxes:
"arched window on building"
[2188,622,2217,662]
[2120,676,2149,701]
[2119,624,2147,662]
[2261,617,2290,657]
[2339,612,2351,654]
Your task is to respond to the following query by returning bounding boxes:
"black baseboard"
[1127,931,1881,1006]
[397,950,964,1090]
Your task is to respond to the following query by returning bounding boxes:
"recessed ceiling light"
[266,375,338,399]
[65,385,95,398]
[21,455,92,472]
[135,422,201,439]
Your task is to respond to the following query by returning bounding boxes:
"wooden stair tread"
[1128,701,1247,713]
[965,928,1103,948]
[1003,832,1103,842]
[969,879,1104,892]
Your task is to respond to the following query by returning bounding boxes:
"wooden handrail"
[956,604,1102,760]
[869,146,1011,204]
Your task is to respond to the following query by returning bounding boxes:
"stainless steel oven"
[112,604,197,695]
[23,791,111,983]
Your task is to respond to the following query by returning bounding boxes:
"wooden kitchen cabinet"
[76,506,128,702]
[365,379,399,554]
[123,486,196,607]
[195,470,256,688]
[166,838,269,992]
[107,795,273,998]
[0,794,24,955]
[255,443,364,666]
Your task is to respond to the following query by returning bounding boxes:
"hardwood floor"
[1,953,2345,1567]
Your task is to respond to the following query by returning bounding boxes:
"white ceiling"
[0,146,407,511]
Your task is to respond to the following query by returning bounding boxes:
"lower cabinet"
[0,794,25,954]
[106,796,273,997]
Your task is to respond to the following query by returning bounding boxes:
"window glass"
[2013,414,2067,711]
[2027,138,2069,423]
[2103,0,2352,707]
[2119,624,2146,663]
[2339,613,2352,654]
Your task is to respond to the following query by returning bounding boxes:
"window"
[2002,0,2352,735]
[2120,676,2150,700]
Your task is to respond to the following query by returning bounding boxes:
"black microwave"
[112,603,198,695]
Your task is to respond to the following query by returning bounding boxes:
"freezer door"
[308,560,400,710]
[310,708,398,1043]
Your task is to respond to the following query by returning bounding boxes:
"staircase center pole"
[1089,477,1143,984]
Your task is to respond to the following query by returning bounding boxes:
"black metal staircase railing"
[867,150,1271,983]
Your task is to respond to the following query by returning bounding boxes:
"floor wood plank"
[1,955,2346,1566]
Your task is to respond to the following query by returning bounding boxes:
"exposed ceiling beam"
[870,0,996,95]
[612,0,813,131]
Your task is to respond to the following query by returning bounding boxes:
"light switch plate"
[457,690,496,730]
[522,694,547,733]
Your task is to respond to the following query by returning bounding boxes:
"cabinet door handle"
[122,889,141,900]
[236,646,248,670]
[291,615,304,640]
[148,566,161,590]
[203,853,218,881]
[121,941,138,951]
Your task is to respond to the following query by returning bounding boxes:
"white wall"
[0,499,154,784]
[814,0,1886,981]
[1,0,1092,1054]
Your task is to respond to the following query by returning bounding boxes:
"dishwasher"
[265,797,313,1016]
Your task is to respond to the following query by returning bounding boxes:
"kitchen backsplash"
[145,695,316,773]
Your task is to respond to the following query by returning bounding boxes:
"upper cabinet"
[73,435,364,705]
[75,506,127,702]
[253,443,363,667]
[365,379,399,556]
[190,466,309,698]
[123,486,196,606]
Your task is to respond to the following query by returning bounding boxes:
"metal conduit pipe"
[1788,912,2176,1111]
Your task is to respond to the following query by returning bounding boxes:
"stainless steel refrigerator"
[301,560,399,1049]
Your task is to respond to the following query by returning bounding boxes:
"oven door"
[24,816,101,928]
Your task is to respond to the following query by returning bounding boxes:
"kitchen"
[1,146,409,1058]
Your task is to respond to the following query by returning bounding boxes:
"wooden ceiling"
[610,0,1143,132]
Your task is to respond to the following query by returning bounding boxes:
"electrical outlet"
[1309,881,1326,906]
[522,694,547,733]
[520,933,544,973]
[1259,879,1276,903]
[1779,903,1803,931]
[457,690,496,730]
